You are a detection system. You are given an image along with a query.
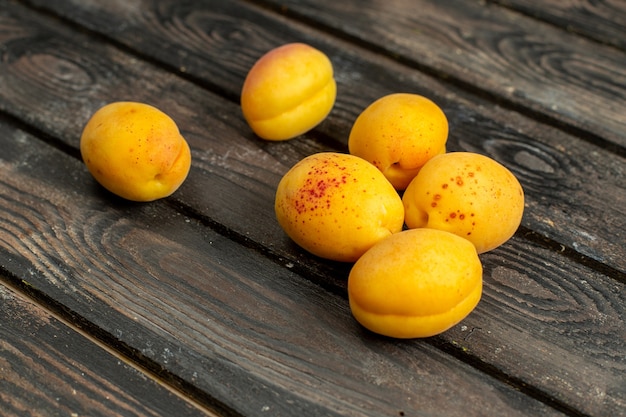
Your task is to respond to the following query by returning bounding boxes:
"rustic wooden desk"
[1,1,624,416]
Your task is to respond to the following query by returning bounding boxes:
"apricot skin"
[348,228,483,338]
[403,152,524,253]
[348,93,448,190]
[275,152,404,262]
[241,43,336,141]
[80,102,191,202]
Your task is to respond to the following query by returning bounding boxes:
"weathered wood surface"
[254,0,626,150]
[0,120,572,417]
[487,0,626,50]
[10,0,626,273]
[0,0,624,416]
[0,282,208,417]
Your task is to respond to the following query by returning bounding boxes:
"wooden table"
[1,1,624,416]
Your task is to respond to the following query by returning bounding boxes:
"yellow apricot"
[80,102,191,202]
[241,43,337,141]
[348,93,448,190]
[403,152,524,253]
[349,228,483,338]
[275,152,404,262]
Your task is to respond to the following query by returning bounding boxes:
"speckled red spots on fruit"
[294,167,353,214]
[431,193,444,207]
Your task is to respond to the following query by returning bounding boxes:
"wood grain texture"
[3,0,626,273]
[0,121,570,417]
[250,0,626,150]
[0,1,624,416]
[488,0,626,50]
[0,283,207,417]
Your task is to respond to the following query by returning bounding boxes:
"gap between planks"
[0,272,224,417]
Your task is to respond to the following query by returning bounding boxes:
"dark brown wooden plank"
[0,120,571,417]
[250,0,626,150]
[451,238,626,416]
[3,0,625,273]
[0,282,209,417]
[0,2,624,415]
[487,0,626,50]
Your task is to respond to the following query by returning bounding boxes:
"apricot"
[403,152,524,253]
[349,228,483,338]
[241,43,337,140]
[275,152,404,262]
[348,93,448,190]
[80,102,191,202]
